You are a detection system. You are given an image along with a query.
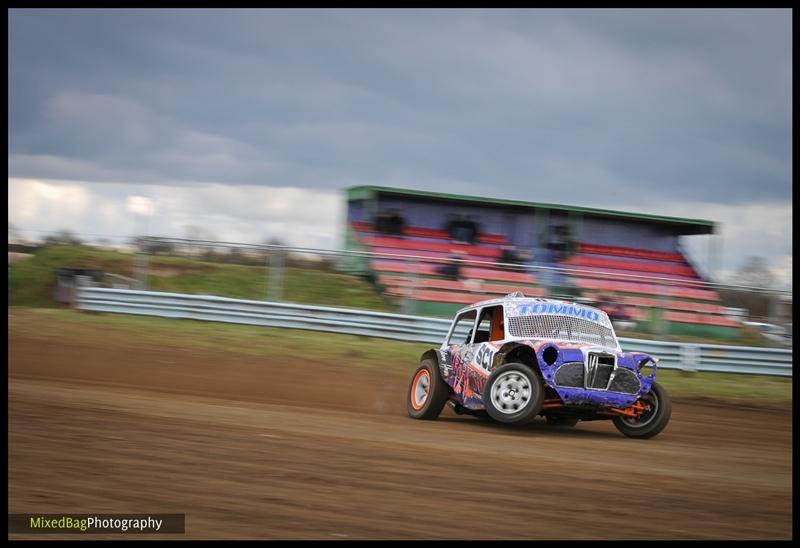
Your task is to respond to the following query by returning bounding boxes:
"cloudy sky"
[8,9,792,286]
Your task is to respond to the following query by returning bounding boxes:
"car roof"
[454,293,599,315]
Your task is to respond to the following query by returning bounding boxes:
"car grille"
[608,368,641,394]
[555,353,633,392]
[586,353,614,389]
[507,314,617,349]
[553,362,584,388]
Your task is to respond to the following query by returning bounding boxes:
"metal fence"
[124,236,792,340]
[76,287,792,377]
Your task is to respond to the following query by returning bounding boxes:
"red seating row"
[584,292,735,327]
[562,266,705,287]
[386,286,645,320]
[574,277,721,302]
[582,292,725,314]
[369,261,440,276]
[359,236,502,258]
[370,260,536,284]
[385,288,502,305]
[579,243,685,263]
[351,221,509,245]
[351,220,375,231]
[615,308,648,322]
[405,226,508,245]
[663,310,740,328]
[378,275,545,297]
[366,246,498,264]
[563,255,697,277]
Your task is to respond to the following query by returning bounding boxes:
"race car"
[406,292,671,438]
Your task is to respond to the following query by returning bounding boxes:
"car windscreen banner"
[506,301,612,328]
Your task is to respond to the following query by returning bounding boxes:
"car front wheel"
[483,362,544,424]
[613,382,672,439]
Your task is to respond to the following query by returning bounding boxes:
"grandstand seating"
[369,260,536,284]
[572,276,719,301]
[352,220,534,315]
[377,275,544,296]
[581,292,725,315]
[563,255,697,277]
[351,220,509,245]
[662,310,740,328]
[359,235,502,258]
[578,243,685,263]
[349,219,740,336]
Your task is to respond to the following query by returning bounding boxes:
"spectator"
[616,306,632,323]
[600,294,636,330]
[464,217,481,244]
[373,213,388,233]
[443,214,457,238]
[374,209,405,236]
[593,293,610,313]
[565,226,577,256]
[437,254,462,281]
[445,214,480,244]
[500,244,522,265]
[445,214,466,242]
[387,208,405,235]
[596,293,630,322]
[499,244,524,272]
[547,225,569,262]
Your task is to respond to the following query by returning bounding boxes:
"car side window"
[446,310,477,346]
[473,308,492,344]
[475,305,504,343]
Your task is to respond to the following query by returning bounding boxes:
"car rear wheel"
[406,358,450,420]
[483,362,544,424]
[613,382,672,439]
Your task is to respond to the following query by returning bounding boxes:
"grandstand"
[343,186,739,339]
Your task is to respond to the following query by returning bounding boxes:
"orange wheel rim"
[411,369,430,410]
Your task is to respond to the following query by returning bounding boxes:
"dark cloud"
[8,8,792,209]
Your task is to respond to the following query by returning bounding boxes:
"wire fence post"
[768,290,781,327]
[267,248,285,302]
[402,258,420,315]
[134,238,150,290]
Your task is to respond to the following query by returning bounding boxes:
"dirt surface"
[8,335,793,539]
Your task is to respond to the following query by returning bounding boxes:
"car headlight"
[638,358,656,378]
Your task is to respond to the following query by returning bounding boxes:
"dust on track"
[8,336,792,539]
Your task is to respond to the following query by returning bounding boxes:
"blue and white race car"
[407,293,671,438]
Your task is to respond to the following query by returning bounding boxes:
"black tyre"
[546,416,579,427]
[483,362,544,424]
[613,382,672,439]
[406,358,450,420]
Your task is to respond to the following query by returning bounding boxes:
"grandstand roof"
[347,186,716,235]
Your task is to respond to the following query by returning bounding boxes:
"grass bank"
[8,245,394,311]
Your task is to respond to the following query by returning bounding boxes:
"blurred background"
[8,185,793,348]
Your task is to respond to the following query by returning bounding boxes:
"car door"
[442,306,505,407]
[468,305,506,400]
[440,309,478,402]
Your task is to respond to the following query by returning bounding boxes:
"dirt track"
[8,335,793,539]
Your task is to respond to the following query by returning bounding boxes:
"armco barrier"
[76,287,792,377]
